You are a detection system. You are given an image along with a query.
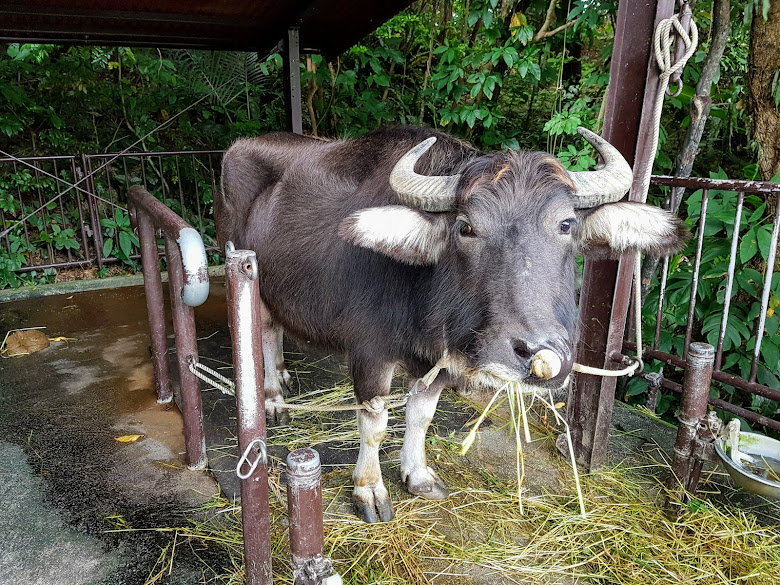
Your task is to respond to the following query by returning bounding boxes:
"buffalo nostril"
[513,339,535,360]
[530,349,562,380]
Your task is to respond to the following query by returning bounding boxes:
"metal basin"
[715,431,780,499]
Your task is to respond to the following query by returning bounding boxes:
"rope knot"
[654,10,699,97]
[362,396,386,415]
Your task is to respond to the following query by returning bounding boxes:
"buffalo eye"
[559,218,575,234]
[458,221,473,236]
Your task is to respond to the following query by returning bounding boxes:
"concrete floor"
[0,280,223,585]
[1,275,778,585]
[0,274,482,585]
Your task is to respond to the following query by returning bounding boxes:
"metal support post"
[667,342,715,506]
[134,209,173,403]
[283,27,303,134]
[567,0,677,470]
[81,155,104,269]
[164,237,207,470]
[287,448,338,585]
[225,246,272,585]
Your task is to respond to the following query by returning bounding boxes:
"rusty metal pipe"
[135,208,173,403]
[623,342,780,404]
[287,448,324,567]
[668,342,714,501]
[715,190,745,370]
[287,448,339,585]
[225,247,272,585]
[647,375,780,433]
[683,190,708,361]
[651,174,780,193]
[164,237,207,470]
[749,195,780,382]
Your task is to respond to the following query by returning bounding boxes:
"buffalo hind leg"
[274,321,292,390]
[260,301,289,425]
[351,358,394,523]
[400,373,449,499]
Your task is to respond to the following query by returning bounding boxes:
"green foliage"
[100,208,139,268]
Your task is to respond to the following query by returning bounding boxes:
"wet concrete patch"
[0,285,221,584]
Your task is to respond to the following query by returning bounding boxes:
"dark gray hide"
[216,126,687,523]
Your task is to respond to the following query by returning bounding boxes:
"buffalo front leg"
[353,408,394,523]
[259,300,289,425]
[274,320,292,389]
[351,357,394,523]
[399,374,448,499]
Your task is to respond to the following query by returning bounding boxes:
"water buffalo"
[215,126,686,523]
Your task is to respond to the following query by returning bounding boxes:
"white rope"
[189,361,236,395]
[634,13,699,203]
[572,359,642,377]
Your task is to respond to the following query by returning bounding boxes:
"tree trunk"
[562,37,582,86]
[640,0,730,299]
[748,0,780,180]
[747,0,780,275]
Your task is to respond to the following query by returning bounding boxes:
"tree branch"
[533,0,576,42]
[535,20,576,41]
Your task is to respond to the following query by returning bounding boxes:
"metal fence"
[2,152,778,431]
[0,150,223,278]
[628,175,780,432]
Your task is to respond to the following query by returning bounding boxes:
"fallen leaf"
[115,434,144,443]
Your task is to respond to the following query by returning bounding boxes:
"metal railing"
[0,149,223,276]
[627,175,780,432]
[129,185,210,470]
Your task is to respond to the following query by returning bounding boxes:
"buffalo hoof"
[404,467,449,500]
[352,486,394,523]
[265,397,290,426]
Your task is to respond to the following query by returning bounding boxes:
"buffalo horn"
[389,137,461,212]
[569,127,634,209]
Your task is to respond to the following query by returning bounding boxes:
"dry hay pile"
[1,328,49,356]
[131,382,780,585]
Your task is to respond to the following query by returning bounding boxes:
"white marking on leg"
[353,408,393,521]
[259,301,286,421]
[274,325,291,387]
[400,379,447,498]
[354,408,388,488]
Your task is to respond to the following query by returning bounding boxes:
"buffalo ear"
[575,202,690,257]
[338,205,448,265]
